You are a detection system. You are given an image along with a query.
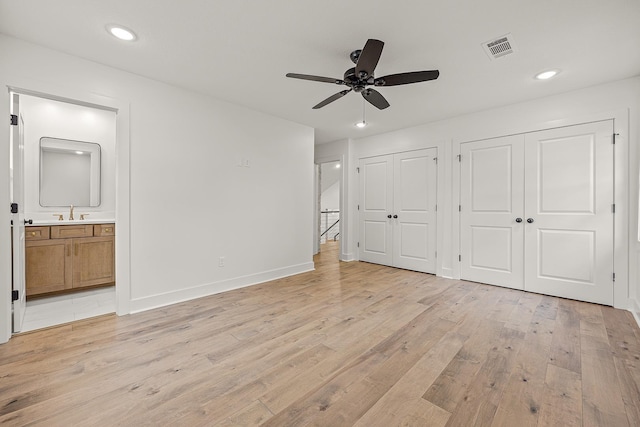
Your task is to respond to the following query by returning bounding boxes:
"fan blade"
[362,88,390,110]
[355,39,384,79]
[313,89,352,109]
[374,70,439,86]
[286,73,344,85]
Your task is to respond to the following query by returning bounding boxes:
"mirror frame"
[39,137,101,207]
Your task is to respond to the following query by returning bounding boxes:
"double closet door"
[460,121,614,305]
[359,148,437,273]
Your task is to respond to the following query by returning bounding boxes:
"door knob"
[527,218,534,223]
[515,218,523,223]
[393,215,398,219]
[387,214,392,219]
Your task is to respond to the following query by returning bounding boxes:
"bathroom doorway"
[10,90,118,333]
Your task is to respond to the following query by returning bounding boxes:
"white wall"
[321,181,340,211]
[318,77,640,319]
[0,35,314,342]
[20,94,116,220]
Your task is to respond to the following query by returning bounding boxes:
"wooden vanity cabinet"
[25,223,115,297]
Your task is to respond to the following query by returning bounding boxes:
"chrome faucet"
[69,205,74,221]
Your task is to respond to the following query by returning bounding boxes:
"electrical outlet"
[219,256,225,267]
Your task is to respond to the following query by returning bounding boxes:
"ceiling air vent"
[482,33,517,60]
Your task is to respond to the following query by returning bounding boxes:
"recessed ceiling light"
[106,25,137,41]
[535,69,560,80]
[355,121,367,128]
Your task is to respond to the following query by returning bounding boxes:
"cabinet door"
[359,155,394,266]
[73,236,115,288]
[460,135,525,290]
[392,148,438,273]
[523,121,614,305]
[25,239,72,296]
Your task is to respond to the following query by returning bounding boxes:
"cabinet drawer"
[26,226,50,240]
[51,224,94,239]
[94,223,115,236]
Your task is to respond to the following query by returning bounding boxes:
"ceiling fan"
[286,39,439,110]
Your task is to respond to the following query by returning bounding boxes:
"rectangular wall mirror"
[40,137,101,207]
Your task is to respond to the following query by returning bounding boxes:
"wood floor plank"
[490,298,558,427]
[422,319,505,413]
[613,356,640,426]
[581,333,629,426]
[1,242,639,426]
[537,364,582,427]
[548,299,582,374]
[442,327,526,427]
[353,331,465,427]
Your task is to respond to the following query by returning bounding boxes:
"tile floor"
[20,286,116,332]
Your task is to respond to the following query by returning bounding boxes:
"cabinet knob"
[387,215,392,219]
[393,215,398,219]
[527,218,534,223]
[515,218,523,223]
[105,228,112,232]
[31,232,36,236]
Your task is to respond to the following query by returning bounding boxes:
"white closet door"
[523,121,614,305]
[460,135,525,290]
[392,148,437,273]
[359,155,394,266]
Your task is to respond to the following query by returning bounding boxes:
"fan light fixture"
[107,25,137,41]
[355,98,367,128]
[535,69,560,80]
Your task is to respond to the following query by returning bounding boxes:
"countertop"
[29,219,116,226]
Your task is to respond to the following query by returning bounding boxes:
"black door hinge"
[10,203,18,214]
[12,290,19,301]
[10,114,18,126]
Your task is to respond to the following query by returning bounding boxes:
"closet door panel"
[393,148,437,273]
[524,121,614,305]
[359,155,394,266]
[460,135,525,289]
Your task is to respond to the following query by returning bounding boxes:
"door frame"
[315,154,347,261]
[356,146,442,274]
[0,81,131,344]
[453,109,630,309]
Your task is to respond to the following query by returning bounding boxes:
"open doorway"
[317,160,341,257]
[10,91,117,333]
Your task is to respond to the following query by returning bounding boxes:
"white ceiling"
[1,0,639,144]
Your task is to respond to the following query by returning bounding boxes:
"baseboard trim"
[340,252,356,262]
[440,267,454,279]
[129,262,315,314]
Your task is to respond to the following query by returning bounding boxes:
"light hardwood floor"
[1,241,640,426]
